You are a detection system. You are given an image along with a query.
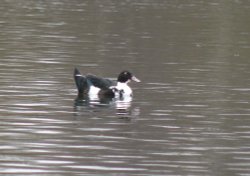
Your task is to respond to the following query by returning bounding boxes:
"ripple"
[172,104,209,107]
[79,128,116,132]
[35,160,74,164]
[0,168,58,173]
[152,152,202,156]
[64,165,146,171]
[150,125,180,129]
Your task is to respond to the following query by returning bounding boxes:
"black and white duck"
[74,68,140,99]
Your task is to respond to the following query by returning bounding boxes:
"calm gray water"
[1,0,250,175]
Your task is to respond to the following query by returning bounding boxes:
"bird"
[74,68,140,99]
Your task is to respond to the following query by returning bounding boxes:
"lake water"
[1,0,250,175]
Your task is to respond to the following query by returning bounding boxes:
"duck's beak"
[131,76,141,82]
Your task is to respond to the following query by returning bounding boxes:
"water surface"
[0,0,250,175]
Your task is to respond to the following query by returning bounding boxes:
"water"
[1,0,250,175]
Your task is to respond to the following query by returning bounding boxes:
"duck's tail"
[74,68,89,96]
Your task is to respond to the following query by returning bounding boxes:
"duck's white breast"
[116,82,132,96]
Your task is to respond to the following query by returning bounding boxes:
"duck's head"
[117,71,141,83]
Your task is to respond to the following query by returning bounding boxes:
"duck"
[74,68,140,99]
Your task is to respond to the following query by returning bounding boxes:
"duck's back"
[86,74,116,90]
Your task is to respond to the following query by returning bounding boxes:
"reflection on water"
[0,0,250,175]
[74,95,140,118]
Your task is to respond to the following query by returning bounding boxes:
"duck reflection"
[74,94,140,117]
[115,96,133,115]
